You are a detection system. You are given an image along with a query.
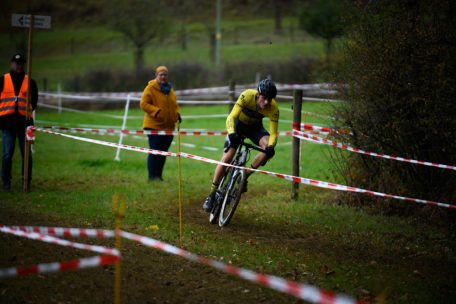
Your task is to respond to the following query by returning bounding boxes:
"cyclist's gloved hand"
[228,133,240,146]
[265,145,275,158]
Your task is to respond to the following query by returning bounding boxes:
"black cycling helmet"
[257,79,277,99]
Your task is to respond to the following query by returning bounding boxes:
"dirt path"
[2,199,455,304]
[0,205,300,304]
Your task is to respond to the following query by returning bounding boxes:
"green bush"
[65,58,316,91]
[334,1,456,213]
[65,62,210,92]
[224,57,315,83]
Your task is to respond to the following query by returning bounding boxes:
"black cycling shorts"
[223,120,269,150]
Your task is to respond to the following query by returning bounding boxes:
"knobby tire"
[209,169,232,224]
[218,169,246,227]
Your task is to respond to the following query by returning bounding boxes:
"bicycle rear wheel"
[218,169,246,227]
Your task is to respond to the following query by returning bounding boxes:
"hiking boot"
[203,195,215,212]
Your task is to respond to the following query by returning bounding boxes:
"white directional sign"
[11,14,51,29]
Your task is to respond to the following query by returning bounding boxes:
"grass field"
[1,101,455,303]
[1,17,327,90]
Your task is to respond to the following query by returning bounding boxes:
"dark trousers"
[147,134,173,180]
[1,127,32,186]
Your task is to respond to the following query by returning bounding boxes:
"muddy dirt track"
[1,200,455,304]
[0,204,305,304]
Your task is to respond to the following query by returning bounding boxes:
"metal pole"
[215,0,222,79]
[291,89,303,200]
[23,14,34,193]
[114,94,131,161]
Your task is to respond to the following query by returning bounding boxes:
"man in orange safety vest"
[0,54,38,192]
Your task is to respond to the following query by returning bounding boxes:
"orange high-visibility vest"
[0,73,29,117]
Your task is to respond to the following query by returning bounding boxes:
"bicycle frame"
[209,138,265,226]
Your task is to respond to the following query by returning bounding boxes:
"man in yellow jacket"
[140,66,181,181]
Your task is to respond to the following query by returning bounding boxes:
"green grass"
[1,103,455,303]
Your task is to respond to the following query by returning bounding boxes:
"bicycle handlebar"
[241,141,266,154]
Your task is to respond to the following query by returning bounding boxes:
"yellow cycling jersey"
[226,89,279,147]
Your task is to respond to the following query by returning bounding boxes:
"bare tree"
[106,0,171,79]
[298,0,347,60]
[273,0,283,34]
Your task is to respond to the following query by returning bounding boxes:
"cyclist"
[203,79,279,212]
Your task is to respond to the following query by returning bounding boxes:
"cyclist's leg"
[213,147,236,184]
[203,137,237,211]
[246,124,271,177]
[211,123,245,190]
[250,135,270,171]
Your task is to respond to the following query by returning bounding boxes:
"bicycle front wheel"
[218,169,246,227]
[209,169,232,224]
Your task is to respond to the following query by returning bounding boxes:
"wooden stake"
[112,193,126,304]
[177,121,183,247]
[23,15,34,193]
[291,89,303,200]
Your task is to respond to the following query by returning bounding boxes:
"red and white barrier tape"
[298,122,352,136]
[38,126,224,136]
[276,84,339,96]
[0,255,119,278]
[179,151,456,209]
[120,231,363,304]
[0,226,119,257]
[0,224,363,303]
[277,94,344,103]
[0,225,115,238]
[0,225,120,278]
[36,128,455,209]
[26,125,35,143]
[39,93,232,105]
[37,126,292,137]
[39,83,337,101]
[293,129,456,172]
[40,91,141,100]
[37,127,177,157]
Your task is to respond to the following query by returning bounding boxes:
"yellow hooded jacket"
[140,79,180,131]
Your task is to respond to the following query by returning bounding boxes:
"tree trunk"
[325,38,332,63]
[274,0,283,35]
[210,33,216,65]
[180,23,187,51]
[135,45,145,81]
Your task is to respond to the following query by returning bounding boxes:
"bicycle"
[209,138,266,227]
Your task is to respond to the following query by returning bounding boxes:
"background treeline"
[1,0,321,90]
[67,58,316,92]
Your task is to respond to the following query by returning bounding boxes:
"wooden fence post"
[291,89,303,200]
